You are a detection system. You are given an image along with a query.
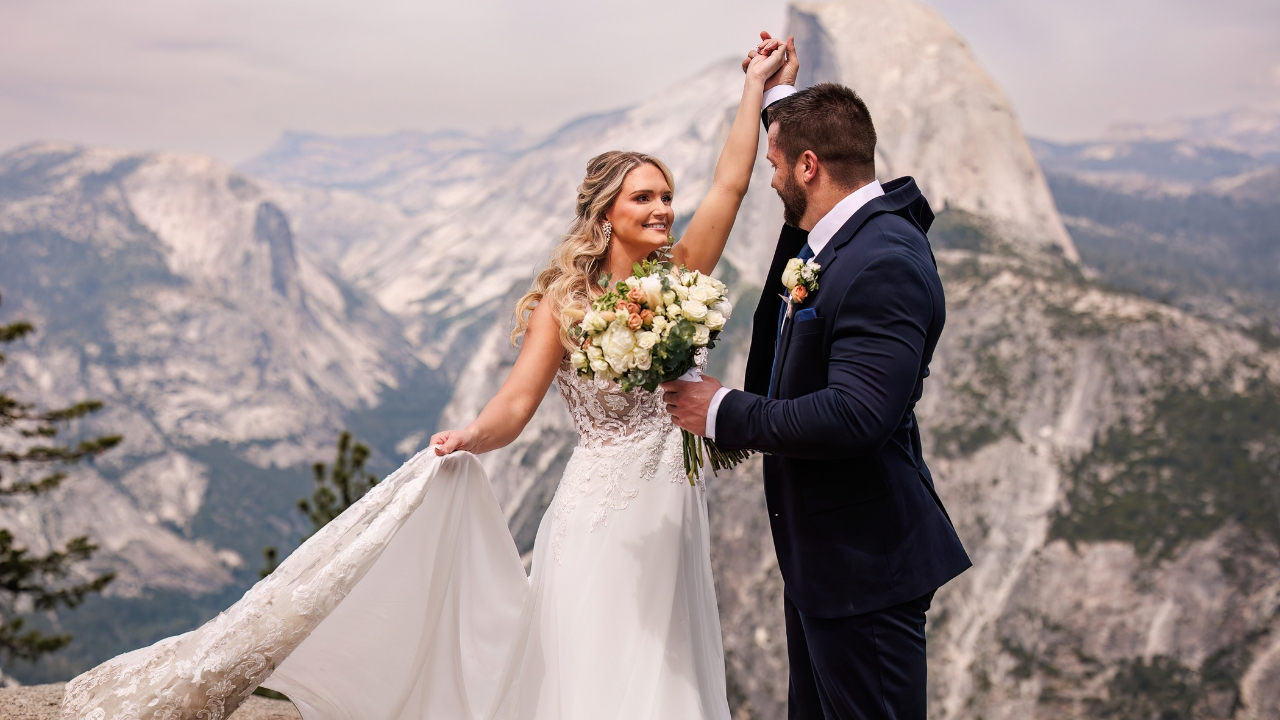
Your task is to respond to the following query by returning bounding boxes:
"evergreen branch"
[0,321,34,344]
[42,400,105,422]
[0,295,116,664]
[0,531,115,612]
[1,472,68,497]
[19,425,59,438]
[5,434,123,465]
[0,617,73,663]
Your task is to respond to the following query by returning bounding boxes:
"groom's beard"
[777,170,808,227]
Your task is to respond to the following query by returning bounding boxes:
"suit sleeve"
[715,246,934,459]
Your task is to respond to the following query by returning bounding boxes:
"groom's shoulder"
[849,213,933,266]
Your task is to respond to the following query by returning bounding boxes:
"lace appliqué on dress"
[547,354,703,564]
[60,450,451,720]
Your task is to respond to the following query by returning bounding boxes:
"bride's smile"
[605,162,675,255]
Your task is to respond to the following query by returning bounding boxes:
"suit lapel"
[771,182,914,398]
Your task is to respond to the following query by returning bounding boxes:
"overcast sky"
[2,0,1277,163]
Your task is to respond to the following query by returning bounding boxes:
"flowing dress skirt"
[63,430,730,720]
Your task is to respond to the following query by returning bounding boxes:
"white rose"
[666,303,683,319]
[702,275,726,293]
[651,316,668,333]
[711,299,733,319]
[640,275,664,309]
[687,285,714,304]
[674,284,690,301]
[681,300,708,321]
[635,330,659,350]
[586,345,603,360]
[662,290,677,306]
[705,310,725,331]
[590,359,610,374]
[692,325,711,347]
[571,351,588,370]
[600,324,638,374]
[625,276,641,289]
[584,311,608,333]
[781,257,803,290]
[635,351,652,370]
[682,271,699,287]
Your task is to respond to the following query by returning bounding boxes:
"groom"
[663,35,971,719]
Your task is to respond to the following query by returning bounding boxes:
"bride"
[62,40,788,720]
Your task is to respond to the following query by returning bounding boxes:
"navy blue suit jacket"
[715,177,971,618]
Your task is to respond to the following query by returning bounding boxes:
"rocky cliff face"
[0,145,424,601]
[2,0,1277,715]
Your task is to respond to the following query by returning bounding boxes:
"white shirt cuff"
[704,387,733,441]
[763,84,798,108]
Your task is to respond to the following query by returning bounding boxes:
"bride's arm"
[671,42,788,275]
[430,300,564,455]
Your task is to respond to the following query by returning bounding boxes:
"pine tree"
[260,430,379,578]
[0,293,120,667]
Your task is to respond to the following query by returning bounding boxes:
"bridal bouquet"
[567,259,752,483]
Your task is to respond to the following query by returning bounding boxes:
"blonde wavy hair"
[512,151,675,352]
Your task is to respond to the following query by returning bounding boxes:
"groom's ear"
[798,150,821,184]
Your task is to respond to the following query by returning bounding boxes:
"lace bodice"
[554,365,673,448]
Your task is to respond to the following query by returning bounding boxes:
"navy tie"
[767,243,814,398]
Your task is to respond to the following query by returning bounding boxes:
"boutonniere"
[779,257,821,317]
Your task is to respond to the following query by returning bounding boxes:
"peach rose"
[640,309,655,326]
[627,287,645,303]
[791,286,808,303]
[626,302,641,315]
[627,313,643,330]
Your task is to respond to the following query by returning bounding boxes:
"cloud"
[0,0,1275,160]
[0,0,788,162]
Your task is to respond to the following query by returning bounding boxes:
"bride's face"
[605,164,674,256]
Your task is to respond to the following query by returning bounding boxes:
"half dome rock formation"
[789,0,1077,262]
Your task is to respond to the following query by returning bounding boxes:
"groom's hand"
[661,375,724,437]
[742,32,799,91]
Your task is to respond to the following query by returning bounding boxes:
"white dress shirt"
[705,84,884,441]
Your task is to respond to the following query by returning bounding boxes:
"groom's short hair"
[769,83,877,188]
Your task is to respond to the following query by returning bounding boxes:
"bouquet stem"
[681,430,754,485]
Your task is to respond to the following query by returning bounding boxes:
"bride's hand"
[745,39,786,85]
[742,32,799,91]
[430,429,475,456]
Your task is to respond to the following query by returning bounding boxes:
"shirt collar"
[806,179,885,257]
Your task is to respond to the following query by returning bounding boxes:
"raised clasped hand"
[744,38,788,84]
[741,31,800,91]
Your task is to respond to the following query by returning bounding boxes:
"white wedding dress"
[62,363,731,720]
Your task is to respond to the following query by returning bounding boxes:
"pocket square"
[795,307,818,323]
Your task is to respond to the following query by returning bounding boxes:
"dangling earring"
[602,221,612,242]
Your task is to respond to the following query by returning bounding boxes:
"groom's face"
[767,124,807,227]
